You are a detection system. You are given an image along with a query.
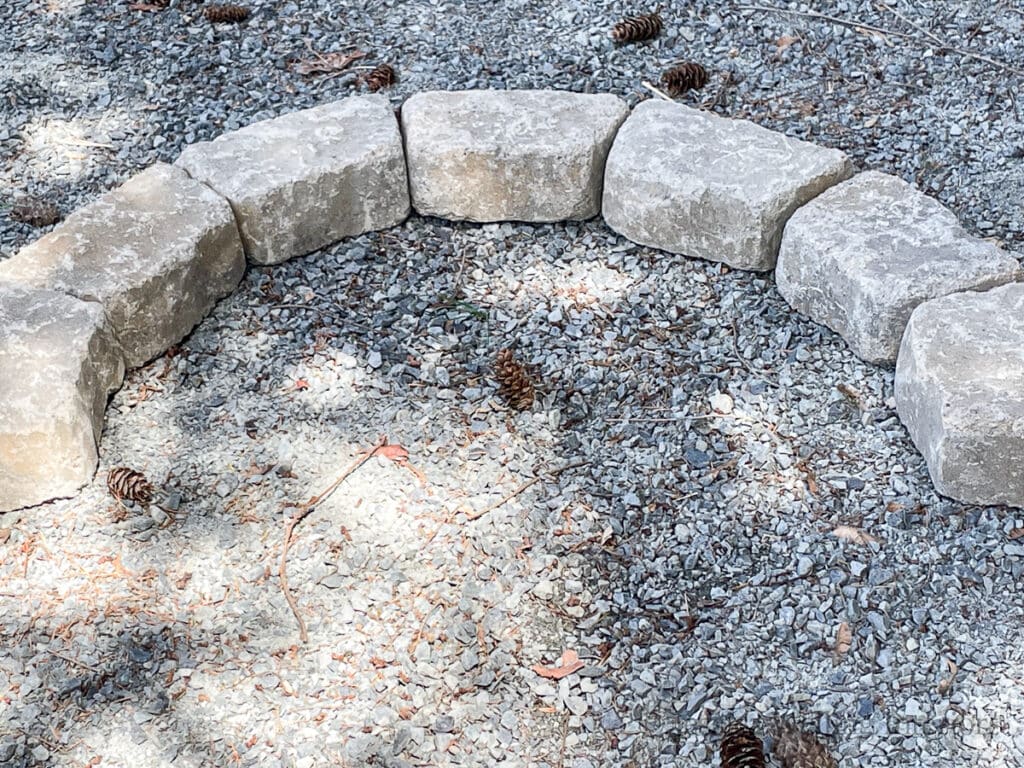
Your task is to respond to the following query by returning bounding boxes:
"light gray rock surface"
[895,283,1024,507]
[0,163,244,368]
[603,99,853,270]
[176,95,409,264]
[0,284,125,512]
[401,89,629,222]
[777,171,1022,364]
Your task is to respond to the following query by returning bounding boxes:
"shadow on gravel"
[0,606,233,767]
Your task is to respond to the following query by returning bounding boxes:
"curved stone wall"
[0,89,1021,512]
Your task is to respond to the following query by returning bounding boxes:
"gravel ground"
[2,1,1024,767]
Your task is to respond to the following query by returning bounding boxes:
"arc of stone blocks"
[1,89,1021,513]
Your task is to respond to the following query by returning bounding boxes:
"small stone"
[320,573,346,589]
[433,715,455,734]
[710,393,734,414]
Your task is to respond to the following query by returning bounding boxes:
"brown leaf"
[1009,527,1024,540]
[834,621,852,658]
[375,443,410,462]
[293,49,367,76]
[293,378,310,391]
[776,34,800,52]
[531,649,585,680]
[832,525,881,547]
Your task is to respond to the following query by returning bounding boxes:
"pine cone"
[495,348,536,410]
[362,63,396,92]
[204,4,250,23]
[661,62,709,95]
[611,10,663,43]
[9,198,61,227]
[773,722,837,768]
[721,722,766,768]
[107,467,155,506]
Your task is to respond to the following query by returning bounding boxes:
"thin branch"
[640,80,674,101]
[465,461,587,521]
[279,435,387,643]
[874,1,1024,75]
[738,4,1024,75]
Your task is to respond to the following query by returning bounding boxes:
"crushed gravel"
[2,1,1024,767]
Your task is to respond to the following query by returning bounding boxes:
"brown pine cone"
[204,4,250,23]
[773,722,837,768]
[9,197,61,227]
[721,721,766,768]
[495,348,536,410]
[611,10,663,43]
[362,63,397,92]
[661,62,709,95]
[107,467,156,506]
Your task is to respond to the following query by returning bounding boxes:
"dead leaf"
[832,525,881,547]
[293,378,310,391]
[834,621,852,658]
[375,443,410,462]
[938,658,958,695]
[531,649,585,680]
[1009,527,1024,540]
[776,34,800,52]
[836,382,865,409]
[293,49,367,76]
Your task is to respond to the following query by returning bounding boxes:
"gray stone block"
[0,284,125,512]
[177,95,409,264]
[777,171,1022,363]
[895,283,1024,507]
[603,99,853,270]
[0,163,244,368]
[401,89,629,222]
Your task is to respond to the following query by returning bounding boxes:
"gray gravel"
[2,2,1024,767]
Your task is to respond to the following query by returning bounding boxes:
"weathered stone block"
[0,163,244,368]
[895,283,1024,507]
[777,172,1021,363]
[603,99,853,270]
[401,90,629,222]
[177,95,409,264]
[0,284,125,512]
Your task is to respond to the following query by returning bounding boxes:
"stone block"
[401,89,629,222]
[602,99,853,270]
[777,172,1022,363]
[895,283,1024,507]
[177,95,409,264]
[0,284,125,512]
[0,163,245,368]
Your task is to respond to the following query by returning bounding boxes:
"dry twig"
[737,4,1024,75]
[640,80,674,101]
[279,435,387,643]
[465,461,587,521]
